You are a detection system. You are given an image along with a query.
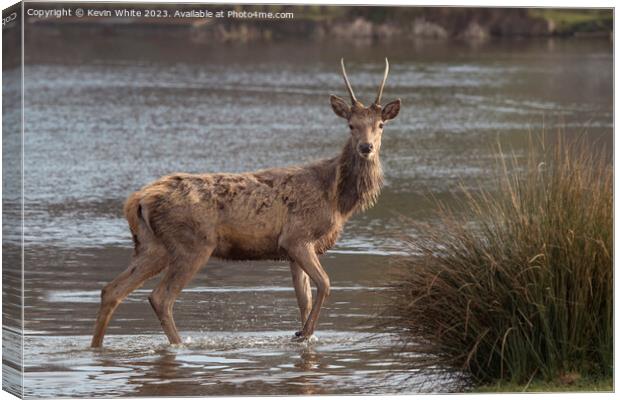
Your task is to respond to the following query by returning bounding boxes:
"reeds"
[390,135,612,385]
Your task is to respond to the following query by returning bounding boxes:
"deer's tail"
[124,191,154,250]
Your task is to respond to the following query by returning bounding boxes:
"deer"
[91,58,401,348]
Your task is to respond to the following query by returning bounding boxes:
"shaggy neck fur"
[335,137,384,216]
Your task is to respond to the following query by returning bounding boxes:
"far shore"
[23,6,612,43]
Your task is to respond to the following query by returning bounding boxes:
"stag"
[91,59,401,347]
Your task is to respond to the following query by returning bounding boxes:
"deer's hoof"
[291,331,305,342]
[291,331,318,343]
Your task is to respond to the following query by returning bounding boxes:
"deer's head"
[330,58,401,160]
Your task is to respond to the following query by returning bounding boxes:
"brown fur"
[91,59,401,347]
[125,135,382,262]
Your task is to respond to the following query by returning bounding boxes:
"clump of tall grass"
[391,135,612,385]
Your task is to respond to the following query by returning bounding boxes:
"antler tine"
[374,57,389,105]
[340,58,358,104]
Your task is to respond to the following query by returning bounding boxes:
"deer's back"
[133,161,340,260]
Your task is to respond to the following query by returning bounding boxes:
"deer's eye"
[348,124,354,130]
[379,123,384,129]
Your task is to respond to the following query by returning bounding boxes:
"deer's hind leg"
[148,243,215,345]
[91,244,168,348]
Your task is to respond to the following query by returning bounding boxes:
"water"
[8,29,612,397]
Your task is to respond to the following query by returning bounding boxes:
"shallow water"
[25,332,455,397]
[21,246,460,396]
[7,27,613,397]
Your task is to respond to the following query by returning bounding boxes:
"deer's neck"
[335,137,383,216]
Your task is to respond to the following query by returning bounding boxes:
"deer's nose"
[358,143,374,155]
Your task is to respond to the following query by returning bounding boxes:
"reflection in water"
[127,351,184,397]
[291,347,325,395]
[16,24,612,398]
[297,347,321,371]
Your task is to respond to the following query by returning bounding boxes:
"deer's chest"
[312,215,346,255]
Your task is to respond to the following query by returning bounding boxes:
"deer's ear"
[382,99,401,121]
[330,95,351,119]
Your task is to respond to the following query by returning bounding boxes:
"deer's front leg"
[290,261,312,333]
[287,243,330,339]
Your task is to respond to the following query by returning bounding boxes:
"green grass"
[529,9,612,34]
[389,135,612,387]
[476,376,613,392]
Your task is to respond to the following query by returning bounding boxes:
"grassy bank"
[389,135,612,390]
[476,376,612,392]
[529,9,613,35]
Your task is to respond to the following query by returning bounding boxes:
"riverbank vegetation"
[475,376,612,392]
[528,9,613,36]
[29,6,611,41]
[389,135,612,391]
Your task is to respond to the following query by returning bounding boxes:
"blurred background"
[21,5,613,42]
[7,3,612,397]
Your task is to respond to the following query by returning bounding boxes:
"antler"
[374,58,389,105]
[340,58,358,104]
